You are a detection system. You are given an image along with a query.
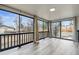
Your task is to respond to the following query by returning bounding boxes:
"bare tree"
[26,19,33,32]
[27,22,31,32]
[14,15,20,32]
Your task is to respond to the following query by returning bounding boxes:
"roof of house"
[0,25,15,30]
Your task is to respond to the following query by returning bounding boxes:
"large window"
[51,19,74,40]
[20,16,33,33]
[0,10,19,34]
[51,23,57,37]
[0,10,34,34]
[51,22,60,37]
[43,21,48,31]
[38,20,48,32]
[38,19,48,39]
[61,20,74,39]
[38,20,44,32]
[56,22,60,37]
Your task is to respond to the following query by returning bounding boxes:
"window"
[43,21,48,31]
[38,20,48,32]
[55,22,60,37]
[61,20,74,39]
[38,19,48,39]
[51,22,60,38]
[51,23,57,37]
[51,19,74,40]
[20,16,33,33]
[38,20,44,32]
[0,10,19,34]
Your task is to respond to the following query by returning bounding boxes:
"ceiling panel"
[6,4,79,20]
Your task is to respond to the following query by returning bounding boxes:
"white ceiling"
[6,4,79,20]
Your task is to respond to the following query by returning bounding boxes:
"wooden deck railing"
[0,32,34,51]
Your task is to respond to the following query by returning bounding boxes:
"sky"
[62,20,73,26]
[0,10,18,27]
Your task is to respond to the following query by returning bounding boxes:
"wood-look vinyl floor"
[0,38,79,55]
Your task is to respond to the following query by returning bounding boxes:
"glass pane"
[20,16,33,33]
[51,23,56,37]
[61,20,74,39]
[55,22,60,37]
[0,10,19,34]
[51,22,60,37]
[43,21,48,31]
[38,20,44,39]
[38,20,43,31]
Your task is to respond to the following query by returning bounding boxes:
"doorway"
[51,19,75,40]
[51,22,60,38]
